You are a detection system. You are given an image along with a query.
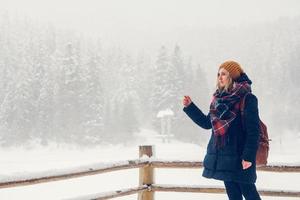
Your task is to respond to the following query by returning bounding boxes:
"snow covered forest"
[0,10,300,147]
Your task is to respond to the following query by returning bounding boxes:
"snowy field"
[0,129,299,200]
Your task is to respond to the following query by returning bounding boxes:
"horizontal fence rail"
[0,159,149,189]
[1,145,300,199]
[64,184,300,200]
[150,160,300,172]
[151,184,300,198]
[64,186,150,200]
[1,160,299,189]
[152,184,225,194]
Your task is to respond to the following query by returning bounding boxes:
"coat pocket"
[216,155,238,171]
[203,154,217,170]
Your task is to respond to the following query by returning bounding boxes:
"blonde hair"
[215,70,234,93]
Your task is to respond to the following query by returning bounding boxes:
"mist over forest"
[0,3,300,147]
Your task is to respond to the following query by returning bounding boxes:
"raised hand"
[183,96,192,107]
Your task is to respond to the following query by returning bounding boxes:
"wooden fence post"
[138,145,154,200]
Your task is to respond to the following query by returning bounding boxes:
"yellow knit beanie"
[219,60,244,80]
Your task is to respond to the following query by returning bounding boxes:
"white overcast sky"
[2,0,300,29]
[2,0,300,53]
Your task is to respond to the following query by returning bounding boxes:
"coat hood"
[235,73,252,85]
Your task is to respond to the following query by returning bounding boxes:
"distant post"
[138,145,154,200]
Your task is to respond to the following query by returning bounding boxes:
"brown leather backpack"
[240,93,270,166]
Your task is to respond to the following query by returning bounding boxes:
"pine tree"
[33,40,56,146]
[81,48,105,144]
[55,43,84,143]
[150,46,177,131]
[170,45,186,138]
[135,52,153,126]
[109,55,140,144]
[0,73,37,146]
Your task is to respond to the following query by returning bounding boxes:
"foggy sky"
[2,0,300,61]
[2,0,300,36]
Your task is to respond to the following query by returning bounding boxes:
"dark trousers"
[224,181,262,200]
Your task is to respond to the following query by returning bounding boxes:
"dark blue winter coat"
[183,77,260,183]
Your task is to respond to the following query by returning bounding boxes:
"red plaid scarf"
[210,81,251,148]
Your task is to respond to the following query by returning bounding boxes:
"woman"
[183,60,262,200]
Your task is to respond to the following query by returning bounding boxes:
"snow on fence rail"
[0,145,300,200]
[0,159,148,189]
[66,186,150,200]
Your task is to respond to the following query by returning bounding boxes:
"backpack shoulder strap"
[240,92,252,116]
[240,92,252,130]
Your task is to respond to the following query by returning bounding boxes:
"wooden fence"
[0,145,299,200]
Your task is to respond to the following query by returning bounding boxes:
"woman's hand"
[183,96,192,107]
[242,159,252,170]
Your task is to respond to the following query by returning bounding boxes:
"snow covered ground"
[0,129,299,200]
